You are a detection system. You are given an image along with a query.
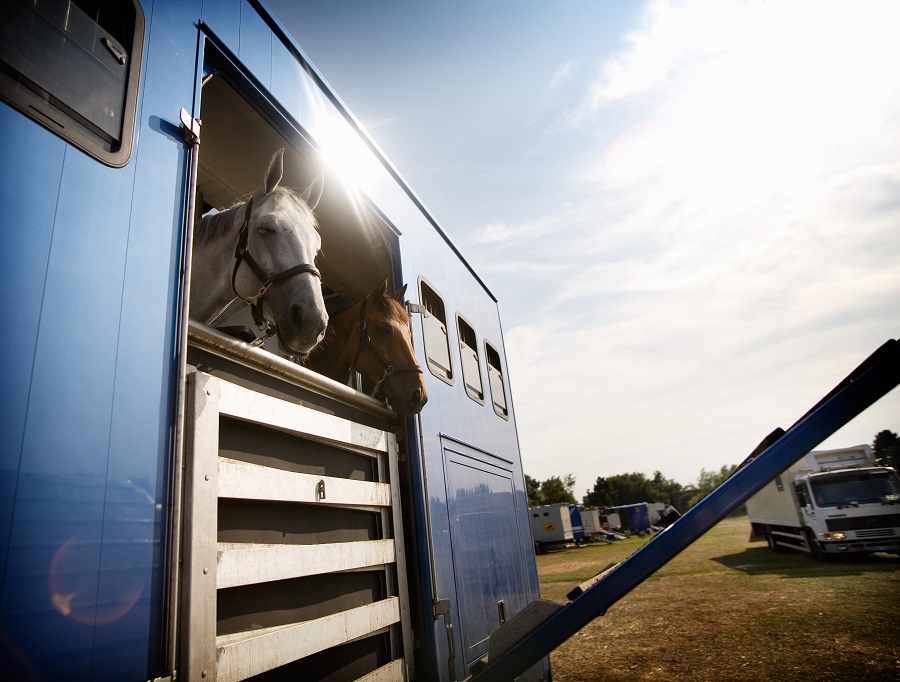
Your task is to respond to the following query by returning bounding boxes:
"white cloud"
[547,60,576,92]
[504,0,900,490]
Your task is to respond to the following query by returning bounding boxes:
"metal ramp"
[468,338,900,681]
[180,368,413,681]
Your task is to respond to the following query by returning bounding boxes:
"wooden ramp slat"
[215,598,401,682]
[355,658,406,682]
[218,457,391,507]
[216,379,389,454]
[216,539,396,588]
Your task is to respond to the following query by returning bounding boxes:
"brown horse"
[310,279,428,416]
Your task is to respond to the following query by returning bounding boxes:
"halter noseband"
[231,196,321,340]
[352,299,423,394]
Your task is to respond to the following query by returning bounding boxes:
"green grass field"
[537,516,900,681]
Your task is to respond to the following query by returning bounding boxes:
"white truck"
[747,445,900,559]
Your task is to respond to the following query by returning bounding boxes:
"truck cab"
[796,466,900,555]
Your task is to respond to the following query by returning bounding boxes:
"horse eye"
[377,323,392,338]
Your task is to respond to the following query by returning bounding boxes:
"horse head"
[318,279,428,416]
[231,149,329,357]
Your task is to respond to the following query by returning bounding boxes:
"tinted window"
[484,341,508,419]
[419,280,453,384]
[456,315,484,404]
[0,0,145,166]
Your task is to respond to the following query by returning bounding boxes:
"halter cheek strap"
[353,299,423,394]
[231,196,321,340]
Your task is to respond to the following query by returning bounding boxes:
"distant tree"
[651,470,684,500]
[685,464,738,509]
[873,430,900,469]
[584,472,663,507]
[539,474,577,505]
[525,474,544,507]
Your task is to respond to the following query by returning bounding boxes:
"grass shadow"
[713,545,900,577]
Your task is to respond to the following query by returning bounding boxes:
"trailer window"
[484,341,508,419]
[456,315,484,404]
[419,279,453,385]
[0,0,145,167]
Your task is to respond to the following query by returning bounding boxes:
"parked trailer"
[606,503,652,535]
[579,508,603,539]
[529,504,575,553]
[747,445,900,559]
[0,1,545,680]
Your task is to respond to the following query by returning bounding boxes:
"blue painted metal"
[568,505,584,541]
[608,502,651,533]
[0,1,542,680]
[469,339,900,682]
[0,0,198,678]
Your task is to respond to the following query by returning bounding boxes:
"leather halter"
[231,196,321,340]
[352,298,423,394]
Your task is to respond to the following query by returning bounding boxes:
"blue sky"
[266,0,900,494]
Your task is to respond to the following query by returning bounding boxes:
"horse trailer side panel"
[239,0,273,90]
[0,105,66,566]
[3,148,138,682]
[201,0,242,51]
[0,1,200,678]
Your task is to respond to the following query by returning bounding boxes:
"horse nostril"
[290,303,305,325]
[411,388,426,407]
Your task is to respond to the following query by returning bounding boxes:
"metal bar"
[164,108,202,676]
[215,597,401,681]
[216,539,396,589]
[214,376,389,455]
[218,458,392,506]
[355,659,406,682]
[179,372,220,682]
[469,338,900,682]
[189,320,397,418]
[387,432,416,680]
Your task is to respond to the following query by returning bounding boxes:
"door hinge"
[433,598,457,681]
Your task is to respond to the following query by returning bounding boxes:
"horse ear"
[374,277,389,299]
[300,173,325,211]
[264,148,285,195]
[393,284,408,302]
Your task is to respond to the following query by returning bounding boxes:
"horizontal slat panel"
[356,658,405,682]
[218,458,391,506]
[216,378,388,454]
[215,597,401,682]
[217,539,395,588]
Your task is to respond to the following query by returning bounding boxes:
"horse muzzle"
[274,303,327,355]
[388,384,428,416]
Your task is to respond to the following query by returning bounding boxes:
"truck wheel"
[804,529,829,562]
[766,526,784,553]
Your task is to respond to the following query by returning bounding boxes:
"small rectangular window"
[485,341,508,419]
[0,0,145,167]
[456,315,484,404]
[419,279,453,385]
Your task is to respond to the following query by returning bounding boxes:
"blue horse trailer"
[0,1,544,680]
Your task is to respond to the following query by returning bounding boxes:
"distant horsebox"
[0,1,541,680]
